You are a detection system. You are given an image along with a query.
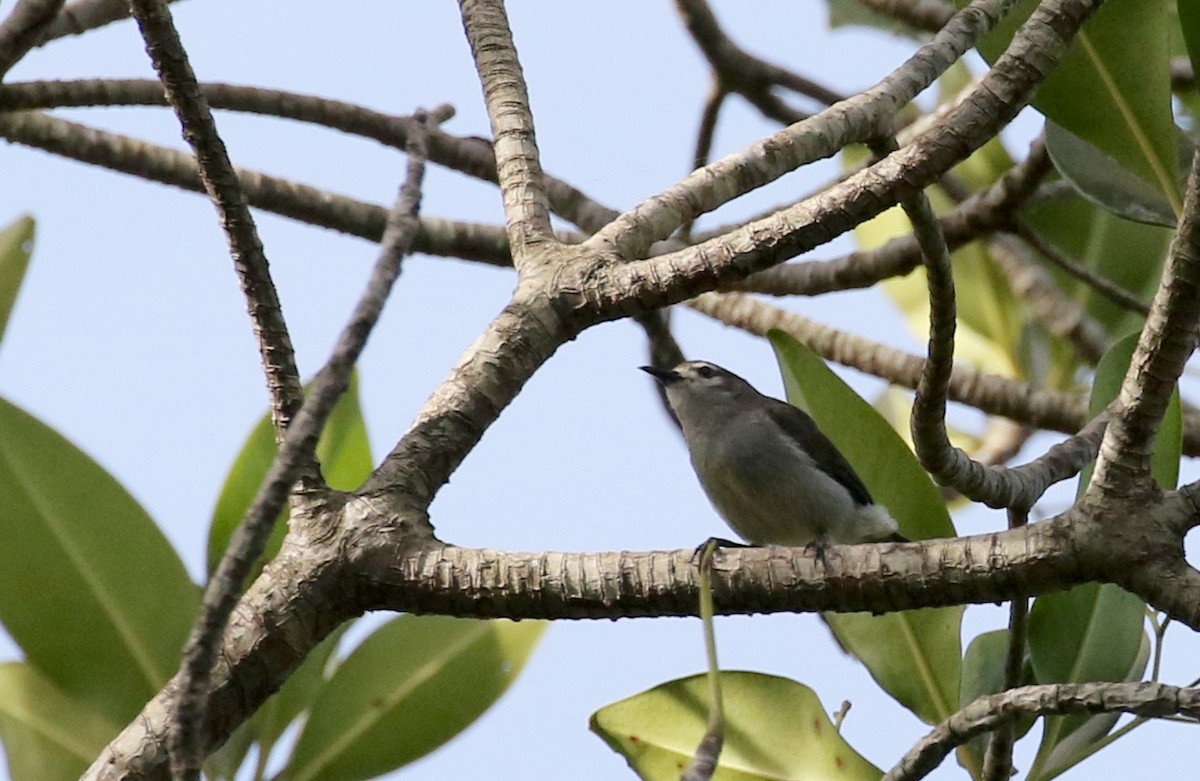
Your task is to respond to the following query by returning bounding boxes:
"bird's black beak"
[640,365,681,384]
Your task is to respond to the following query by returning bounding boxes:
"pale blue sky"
[0,2,1195,779]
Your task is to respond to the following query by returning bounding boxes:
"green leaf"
[0,215,34,350]
[1178,0,1200,78]
[826,0,929,37]
[1026,584,1146,780]
[1086,332,1183,490]
[0,662,121,781]
[1044,121,1183,227]
[969,0,1181,213]
[208,370,372,578]
[0,396,198,723]
[769,332,962,724]
[281,616,546,781]
[822,607,964,726]
[1036,631,1149,780]
[590,671,882,781]
[956,630,1035,774]
[1021,190,1169,347]
[1020,332,1174,779]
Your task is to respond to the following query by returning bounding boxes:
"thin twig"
[128,0,305,442]
[0,109,572,263]
[981,507,1029,781]
[1014,222,1152,316]
[675,0,842,124]
[168,107,442,779]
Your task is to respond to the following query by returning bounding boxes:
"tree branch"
[458,0,555,265]
[1092,147,1200,495]
[129,0,305,443]
[0,0,64,77]
[589,0,1019,261]
[885,682,1200,781]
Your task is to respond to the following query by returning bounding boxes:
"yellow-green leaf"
[591,671,882,781]
[0,662,121,781]
[0,215,34,350]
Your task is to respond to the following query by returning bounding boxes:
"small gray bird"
[642,360,906,546]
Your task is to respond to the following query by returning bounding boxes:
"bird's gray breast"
[679,410,858,545]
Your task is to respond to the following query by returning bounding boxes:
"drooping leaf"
[0,396,198,724]
[281,616,546,781]
[770,332,961,724]
[0,662,121,781]
[1044,120,1183,227]
[0,215,34,350]
[207,370,372,578]
[968,0,1181,213]
[591,671,882,781]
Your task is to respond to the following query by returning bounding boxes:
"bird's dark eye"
[696,365,715,379]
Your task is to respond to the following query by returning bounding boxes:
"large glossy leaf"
[770,333,961,725]
[0,396,198,723]
[0,662,121,781]
[281,616,546,781]
[207,370,372,578]
[591,671,882,781]
[0,215,34,349]
[1044,121,1182,227]
[968,0,1180,212]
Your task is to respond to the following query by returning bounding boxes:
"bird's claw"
[691,536,748,566]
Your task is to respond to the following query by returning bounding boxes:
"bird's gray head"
[640,360,759,416]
